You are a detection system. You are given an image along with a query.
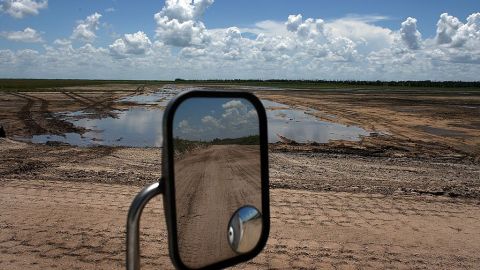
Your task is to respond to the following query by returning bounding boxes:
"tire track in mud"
[61,91,118,118]
[9,92,48,135]
[9,92,81,136]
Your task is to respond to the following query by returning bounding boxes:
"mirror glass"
[173,97,262,269]
[228,205,263,254]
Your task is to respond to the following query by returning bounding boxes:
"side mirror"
[127,90,270,270]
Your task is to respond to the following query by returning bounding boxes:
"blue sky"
[1,0,479,80]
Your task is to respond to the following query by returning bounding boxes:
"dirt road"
[1,180,479,269]
[174,145,261,268]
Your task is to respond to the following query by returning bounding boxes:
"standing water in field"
[20,90,371,147]
[262,100,370,143]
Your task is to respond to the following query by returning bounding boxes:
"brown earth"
[1,178,479,269]
[0,84,162,138]
[0,84,480,269]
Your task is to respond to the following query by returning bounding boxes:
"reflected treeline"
[210,135,260,145]
[174,135,260,157]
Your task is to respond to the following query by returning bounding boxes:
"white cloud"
[326,17,394,53]
[201,115,222,128]
[222,100,244,110]
[53,38,71,47]
[0,27,43,42]
[105,7,115,13]
[436,13,463,45]
[178,120,189,129]
[109,31,152,58]
[286,14,303,32]
[400,17,422,50]
[0,0,47,18]
[1,3,480,81]
[154,0,213,47]
[71,12,102,42]
[435,12,480,48]
[174,99,258,141]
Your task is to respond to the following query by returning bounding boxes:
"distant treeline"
[1,78,479,90]
[0,79,168,90]
[175,79,480,89]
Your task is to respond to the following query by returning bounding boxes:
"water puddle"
[23,90,372,147]
[262,100,369,143]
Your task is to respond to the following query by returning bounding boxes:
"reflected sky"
[23,90,372,147]
[263,100,370,143]
[26,108,164,147]
[173,98,259,142]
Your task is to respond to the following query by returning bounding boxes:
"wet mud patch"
[416,125,468,138]
[14,89,379,148]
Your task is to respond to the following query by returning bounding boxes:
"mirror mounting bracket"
[126,179,164,270]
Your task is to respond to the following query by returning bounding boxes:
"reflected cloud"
[174,98,259,142]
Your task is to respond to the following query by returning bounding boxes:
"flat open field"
[0,84,479,269]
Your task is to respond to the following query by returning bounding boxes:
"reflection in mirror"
[228,206,262,254]
[173,98,262,269]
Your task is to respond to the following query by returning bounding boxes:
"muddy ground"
[255,88,480,162]
[0,84,479,269]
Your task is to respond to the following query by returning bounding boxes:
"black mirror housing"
[161,90,270,269]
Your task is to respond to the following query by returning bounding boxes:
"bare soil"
[1,84,479,269]
[1,179,479,269]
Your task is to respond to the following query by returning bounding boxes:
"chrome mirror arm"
[126,180,164,270]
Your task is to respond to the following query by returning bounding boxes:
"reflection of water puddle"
[28,108,164,147]
[261,100,369,143]
[23,91,373,147]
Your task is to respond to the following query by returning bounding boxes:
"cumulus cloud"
[435,12,480,48]
[400,17,422,50]
[286,14,325,39]
[436,13,463,45]
[1,2,480,81]
[222,100,243,110]
[326,17,394,53]
[154,0,213,47]
[286,14,303,32]
[109,31,152,58]
[201,115,222,128]
[0,27,43,42]
[71,12,102,42]
[178,120,189,129]
[0,0,47,18]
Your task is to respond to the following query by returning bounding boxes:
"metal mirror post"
[126,181,163,270]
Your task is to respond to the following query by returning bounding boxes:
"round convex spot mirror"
[228,206,263,254]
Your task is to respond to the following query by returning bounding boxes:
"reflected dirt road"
[174,145,262,268]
